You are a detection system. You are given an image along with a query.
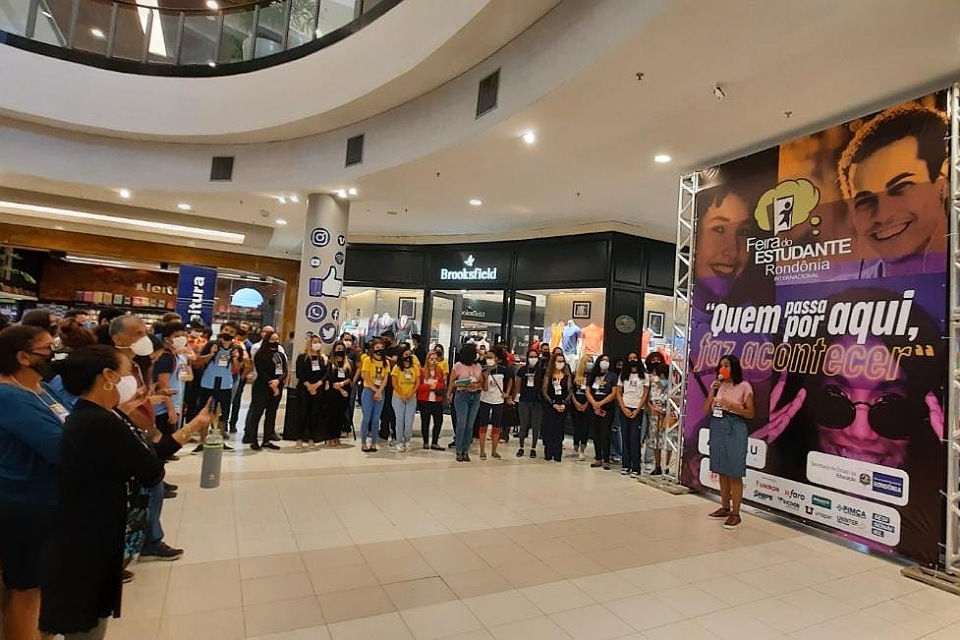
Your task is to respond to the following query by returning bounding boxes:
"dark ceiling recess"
[210,156,235,182]
[476,68,500,118]
[346,134,365,167]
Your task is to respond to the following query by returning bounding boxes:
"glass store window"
[642,292,677,362]
[338,287,425,346]
[510,288,606,365]
[214,272,287,332]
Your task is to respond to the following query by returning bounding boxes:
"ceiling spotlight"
[54,225,64,231]
[118,188,131,199]
[713,84,726,100]
[469,199,482,207]
[521,132,536,145]
[348,188,358,196]
[275,218,288,226]
[90,28,105,39]
[278,196,287,204]
[205,0,218,8]
[177,203,192,211]
[290,195,300,203]
[207,61,216,68]
[654,154,672,164]
[336,189,347,198]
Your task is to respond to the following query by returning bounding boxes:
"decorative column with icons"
[295,193,349,348]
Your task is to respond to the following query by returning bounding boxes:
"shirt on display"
[549,323,563,350]
[581,323,603,355]
[560,324,581,354]
[618,373,648,409]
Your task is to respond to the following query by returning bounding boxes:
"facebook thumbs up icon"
[308,266,342,298]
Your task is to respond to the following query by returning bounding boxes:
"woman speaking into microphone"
[704,354,754,529]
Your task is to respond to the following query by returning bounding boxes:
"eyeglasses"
[808,385,925,440]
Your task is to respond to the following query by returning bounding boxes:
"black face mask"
[628,361,639,370]
[29,355,54,381]
[334,351,346,358]
[268,343,279,351]
[403,356,413,364]
[220,334,234,343]
[373,350,384,357]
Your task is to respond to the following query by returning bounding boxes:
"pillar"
[294,193,349,349]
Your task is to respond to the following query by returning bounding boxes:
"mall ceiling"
[1,0,960,257]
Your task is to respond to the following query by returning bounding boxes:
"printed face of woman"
[695,193,752,293]
[812,336,911,469]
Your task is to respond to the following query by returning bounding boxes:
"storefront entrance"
[427,289,506,362]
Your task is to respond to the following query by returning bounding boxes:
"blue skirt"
[708,413,748,478]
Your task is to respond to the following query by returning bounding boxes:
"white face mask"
[555,359,565,368]
[129,335,154,357]
[599,360,610,372]
[343,340,353,348]
[116,375,139,405]
[311,343,322,352]
[528,357,539,367]
[486,359,495,368]
[171,336,188,349]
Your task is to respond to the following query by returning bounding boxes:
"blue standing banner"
[176,265,217,326]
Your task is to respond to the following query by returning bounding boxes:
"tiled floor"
[105,409,960,639]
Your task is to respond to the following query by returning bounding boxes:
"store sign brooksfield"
[439,254,498,281]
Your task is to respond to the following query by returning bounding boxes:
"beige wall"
[543,292,605,328]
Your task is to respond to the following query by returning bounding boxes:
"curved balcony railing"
[0,0,400,75]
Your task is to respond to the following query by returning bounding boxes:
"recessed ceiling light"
[177,203,191,211]
[348,188,358,196]
[469,199,482,207]
[205,0,218,8]
[521,132,536,144]
[54,225,64,231]
[336,189,347,198]
[290,195,299,203]
[90,28,104,39]
[207,61,216,68]
[118,188,131,199]
[654,154,672,164]
[275,218,287,225]
[278,196,287,204]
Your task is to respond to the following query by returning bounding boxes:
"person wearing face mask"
[359,338,388,452]
[515,348,544,459]
[476,346,514,460]
[390,347,421,453]
[617,353,649,477]
[541,353,572,462]
[645,363,673,476]
[0,325,65,640]
[417,350,447,450]
[226,324,253,434]
[38,345,212,640]
[446,343,485,462]
[340,332,359,436]
[291,335,327,450]
[48,318,98,410]
[194,323,242,452]
[704,355,754,529]
[322,341,353,447]
[152,322,189,439]
[609,358,624,463]
[570,356,593,461]
[586,354,619,469]
[246,331,289,451]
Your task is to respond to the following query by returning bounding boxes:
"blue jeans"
[392,395,418,445]
[360,388,384,444]
[611,410,623,460]
[453,391,482,454]
[142,482,165,552]
[621,409,647,473]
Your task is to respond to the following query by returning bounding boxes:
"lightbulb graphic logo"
[464,255,476,267]
[754,179,822,235]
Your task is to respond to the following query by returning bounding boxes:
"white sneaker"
[620,469,630,476]
[578,450,586,462]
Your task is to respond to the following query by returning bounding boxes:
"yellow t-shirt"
[361,357,389,388]
[391,363,421,397]
[437,360,449,379]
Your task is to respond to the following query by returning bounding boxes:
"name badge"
[526,374,535,388]
[712,404,724,418]
[311,359,321,372]
[178,369,190,380]
[337,368,346,379]
[553,382,562,395]
[217,353,229,367]
[49,402,69,423]
[275,363,284,375]
[592,380,600,390]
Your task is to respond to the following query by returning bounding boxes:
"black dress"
[320,361,352,441]
[293,353,326,442]
[39,399,165,635]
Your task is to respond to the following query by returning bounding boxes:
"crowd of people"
[0,306,684,639]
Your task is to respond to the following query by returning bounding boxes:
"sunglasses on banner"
[807,385,925,440]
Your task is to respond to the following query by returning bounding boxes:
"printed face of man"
[848,136,946,263]
[695,193,751,292]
